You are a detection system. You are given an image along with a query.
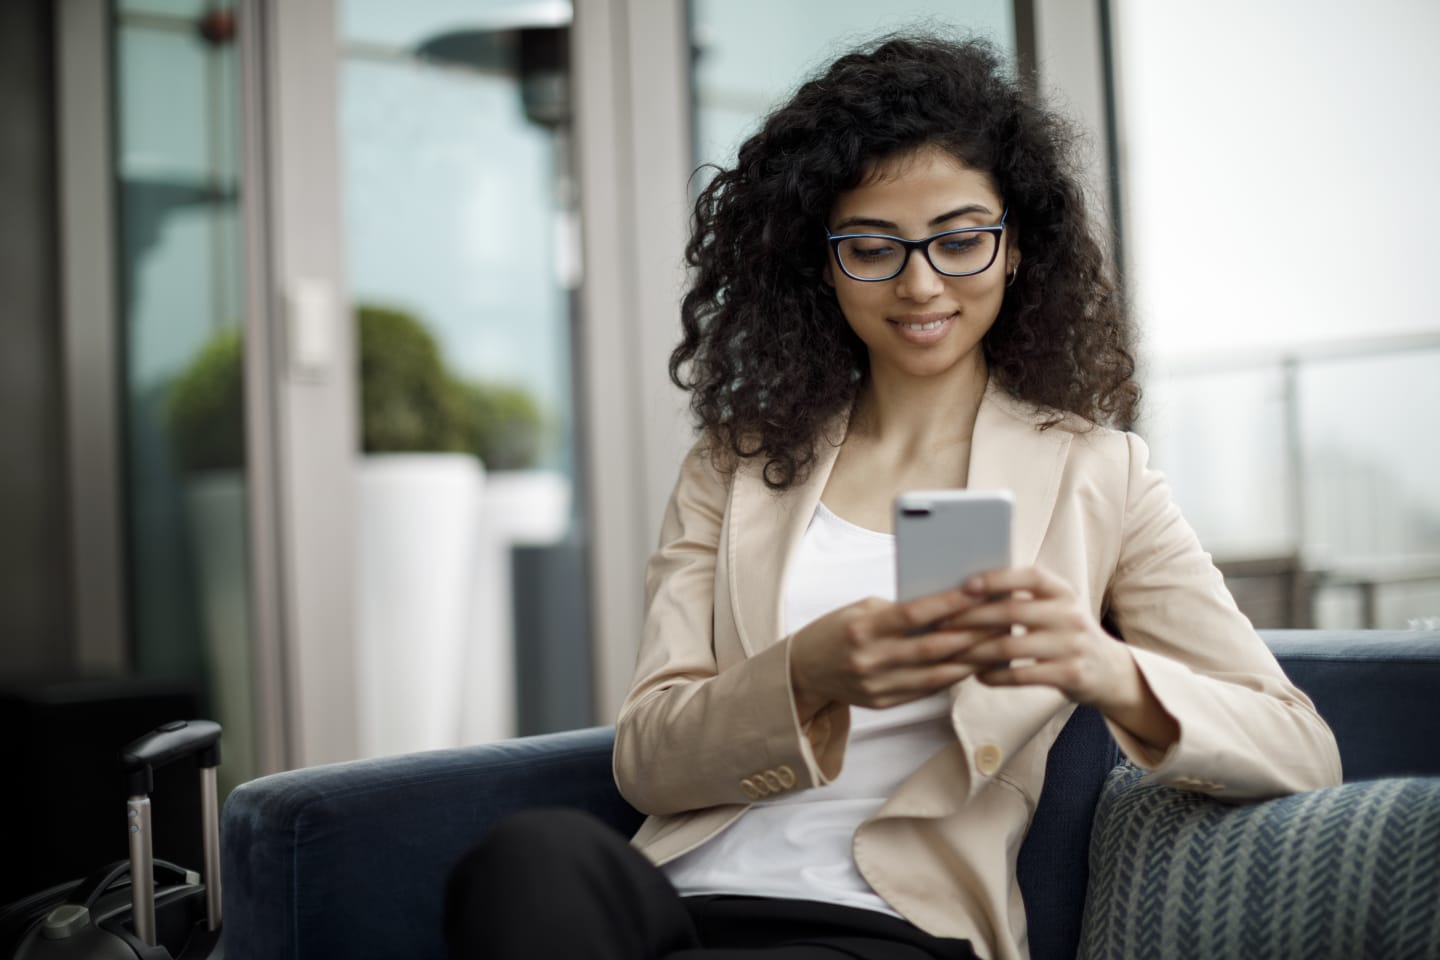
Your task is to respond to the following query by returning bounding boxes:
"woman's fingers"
[963,565,1073,601]
[941,598,1079,633]
[871,627,1005,667]
[850,661,978,707]
[954,626,1081,668]
[973,639,1114,705]
[791,579,1090,712]
[864,587,982,638]
[791,594,984,711]
[856,568,1065,640]
[977,654,1079,691]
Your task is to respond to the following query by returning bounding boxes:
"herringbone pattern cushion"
[1079,764,1440,959]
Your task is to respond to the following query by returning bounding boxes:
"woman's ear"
[821,257,836,288]
[1005,223,1021,273]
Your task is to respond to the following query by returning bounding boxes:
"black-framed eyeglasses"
[826,208,1009,282]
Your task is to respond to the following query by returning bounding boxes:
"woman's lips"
[888,312,956,344]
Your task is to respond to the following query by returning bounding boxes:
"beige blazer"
[613,381,1341,960]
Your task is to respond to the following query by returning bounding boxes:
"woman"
[445,34,1341,960]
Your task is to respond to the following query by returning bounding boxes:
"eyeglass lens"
[835,230,998,281]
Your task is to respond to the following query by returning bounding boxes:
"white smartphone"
[894,490,1013,602]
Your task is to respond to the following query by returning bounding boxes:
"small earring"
[1006,265,1019,288]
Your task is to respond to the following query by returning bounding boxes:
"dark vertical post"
[1096,0,1126,279]
[1012,0,1038,93]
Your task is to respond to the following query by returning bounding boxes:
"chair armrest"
[220,725,640,960]
[1263,629,1440,780]
[1080,764,1440,959]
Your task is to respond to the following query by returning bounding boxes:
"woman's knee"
[447,808,624,897]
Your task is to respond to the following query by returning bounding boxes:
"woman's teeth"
[898,317,947,330]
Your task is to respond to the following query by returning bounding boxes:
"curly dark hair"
[669,33,1139,488]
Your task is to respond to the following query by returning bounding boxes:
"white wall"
[1114,0,1440,358]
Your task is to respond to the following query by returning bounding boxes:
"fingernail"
[964,575,984,592]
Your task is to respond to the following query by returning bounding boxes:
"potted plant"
[351,305,485,758]
[170,305,550,758]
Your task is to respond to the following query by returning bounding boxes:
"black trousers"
[444,808,977,959]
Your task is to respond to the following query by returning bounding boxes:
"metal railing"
[1153,331,1440,628]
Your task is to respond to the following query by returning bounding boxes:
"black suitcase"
[2,720,224,959]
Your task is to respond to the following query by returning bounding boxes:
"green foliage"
[357,304,466,454]
[451,380,545,471]
[167,327,245,472]
[167,305,546,472]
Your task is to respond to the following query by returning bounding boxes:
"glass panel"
[341,0,567,47]
[691,0,1017,171]
[340,0,587,755]
[117,24,222,182]
[115,3,255,793]
[1298,349,1440,628]
[119,0,210,17]
[1140,347,1440,629]
[1142,367,1294,559]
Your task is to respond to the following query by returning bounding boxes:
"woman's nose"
[894,249,945,301]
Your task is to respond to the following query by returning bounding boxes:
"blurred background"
[1,0,1436,893]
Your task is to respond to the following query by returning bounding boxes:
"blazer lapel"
[726,424,844,656]
[944,382,1075,806]
[965,379,1072,569]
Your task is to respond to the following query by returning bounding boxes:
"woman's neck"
[848,359,989,463]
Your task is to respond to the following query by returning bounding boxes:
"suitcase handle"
[121,719,222,797]
[120,719,224,945]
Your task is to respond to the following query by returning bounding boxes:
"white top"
[661,501,955,917]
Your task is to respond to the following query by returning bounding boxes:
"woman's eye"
[938,235,982,254]
[851,242,897,261]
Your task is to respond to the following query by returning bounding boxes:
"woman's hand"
[941,567,1180,752]
[788,588,998,720]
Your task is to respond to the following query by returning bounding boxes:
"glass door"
[339,0,591,755]
[114,0,256,791]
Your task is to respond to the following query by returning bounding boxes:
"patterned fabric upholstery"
[1079,764,1440,960]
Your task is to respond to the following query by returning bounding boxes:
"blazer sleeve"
[612,445,848,817]
[1105,432,1343,798]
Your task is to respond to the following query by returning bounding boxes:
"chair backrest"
[1016,706,1118,960]
[1264,629,1440,781]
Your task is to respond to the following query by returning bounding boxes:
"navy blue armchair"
[220,631,1440,959]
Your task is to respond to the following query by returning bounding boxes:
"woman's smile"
[888,311,957,344]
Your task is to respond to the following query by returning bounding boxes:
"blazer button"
[762,771,784,793]
[975,743,1003,776]
[741,779,762,800]
[776,765,797,788]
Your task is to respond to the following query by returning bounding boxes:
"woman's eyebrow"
[832,215,899,231]
[929,204,992,226]
[832,204,994,232]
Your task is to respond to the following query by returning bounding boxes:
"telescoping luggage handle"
[121,719,222,947]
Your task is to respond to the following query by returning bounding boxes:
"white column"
[571,0,695,724]
[238,0,358,769]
